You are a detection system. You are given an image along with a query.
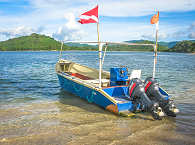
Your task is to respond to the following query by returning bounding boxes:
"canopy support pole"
[102,43,107,66]
[59,41,64,61]
[97,22,102,88]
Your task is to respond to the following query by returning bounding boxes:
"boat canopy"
[59,41,156,88]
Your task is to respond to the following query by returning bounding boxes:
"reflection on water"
[0,51,195,145]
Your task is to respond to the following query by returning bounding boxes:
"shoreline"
[0,50,153,52]
[0,50,190,53]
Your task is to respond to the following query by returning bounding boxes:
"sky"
[0,0,195,42]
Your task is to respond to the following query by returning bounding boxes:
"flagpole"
[97,19,102,88]
[78,4,101,88]
[153,21,159,78]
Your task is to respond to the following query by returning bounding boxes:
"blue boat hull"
[57,72,171,115]
[57,73,129,114]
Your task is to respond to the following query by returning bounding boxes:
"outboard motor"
[144,77,179,117]
[128,78,165,120]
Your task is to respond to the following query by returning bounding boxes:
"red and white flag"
[78,5,98,24]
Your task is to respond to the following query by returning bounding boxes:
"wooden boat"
[56,42,179,119]
[56,60,136,116]
[56,58,130,113]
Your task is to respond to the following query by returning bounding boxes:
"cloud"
[189,32,195,38]
[29,0,195,17]
[171,21,195,39]
[0,26,44,40]
[188,22,195,38]
[52,13,85,41]
[141,21,195,41]
[188,22,195,30]
[141,32,168,41]
[101,0,195,17]
[26,0,195,41]
[1,0,195,42]
[172,31,186,39]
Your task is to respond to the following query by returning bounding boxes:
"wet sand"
[0,93,194,145]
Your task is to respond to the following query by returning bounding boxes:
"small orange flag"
[151,11,159,24]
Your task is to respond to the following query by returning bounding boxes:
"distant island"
[169,40,195,53]
[0,33,194,53]
[0,33,95,51]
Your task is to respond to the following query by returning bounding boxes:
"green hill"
[169,40,195,53]
[0,33,61,51]
[126,40,195,52]
[0,34,164,51]
[124,40,169,52]
[0,33,194,52]
[0,33,96,51]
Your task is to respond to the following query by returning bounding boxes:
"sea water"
[0,51,195,145]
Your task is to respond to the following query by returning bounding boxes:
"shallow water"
[0,51,195,145]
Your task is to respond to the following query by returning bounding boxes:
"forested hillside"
[0,33,94,51]
[0,33,194,53]
[169,40,195,53]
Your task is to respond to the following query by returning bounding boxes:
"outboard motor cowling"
[128,78,165,120]
[144,77,179,117]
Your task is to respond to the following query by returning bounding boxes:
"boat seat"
[71,73,91,80]
[85,79,110,87]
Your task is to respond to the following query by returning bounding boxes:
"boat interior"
[56,59,142,102]
[56,59,111,87]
